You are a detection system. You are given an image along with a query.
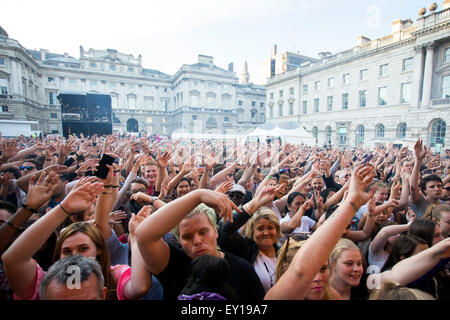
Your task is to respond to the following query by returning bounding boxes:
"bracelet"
[103,185,112,188]
[22,204,38,213]
[349,201,359,212]
[59,203,71,215]
[113,170,120,173]
[102,192,112,195]
[4,220,20,231]
[111,185,119,188]
[45,158,52,161]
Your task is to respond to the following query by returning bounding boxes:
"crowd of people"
[0,131,449,301]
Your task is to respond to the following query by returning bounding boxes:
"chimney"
[228,62,234,72]
[198,54,214,66]
[40,49,48,61]
[271,44,277,57]
[356,35,371,46]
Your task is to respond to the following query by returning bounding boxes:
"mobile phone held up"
[94,154,117,179]
[363,154,373,166]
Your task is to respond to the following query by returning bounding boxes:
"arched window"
[325,126,332,145]
[127,118,138,132]
[397,122,407,139]
[430,119,446,147]
[356,125,365,145]
[206,117,217,128]
[375,124,385,138]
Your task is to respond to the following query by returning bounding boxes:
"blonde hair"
[369,282,435,300]
[244,207,281,242]
[275,238,337,300]
[172,203,218,241]
[329,238,362,270]
[423,203,450,221]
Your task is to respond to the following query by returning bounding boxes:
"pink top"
[14,259,131,300]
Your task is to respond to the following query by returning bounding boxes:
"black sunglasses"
[20,166,35,171]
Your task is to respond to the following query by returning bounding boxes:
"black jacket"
[218,209,279,265]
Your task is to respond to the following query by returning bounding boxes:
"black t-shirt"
[157,242,266,300]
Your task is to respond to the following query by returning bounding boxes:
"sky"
[1,0,435,84]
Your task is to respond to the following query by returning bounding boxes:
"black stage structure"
[57,90,112,138]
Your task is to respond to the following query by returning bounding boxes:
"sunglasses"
[444,187,450,191]
[20,166,35,171]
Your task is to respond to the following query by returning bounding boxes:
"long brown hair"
[52,222,117,300]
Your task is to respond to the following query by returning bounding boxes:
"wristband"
[4,220,20,231]
[22,204,38,213]
[59,203,72,215]
[103,185,112,188]
[111,185,119,188]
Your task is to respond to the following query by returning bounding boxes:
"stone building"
[0,31,265,137]
[264,1,450,151]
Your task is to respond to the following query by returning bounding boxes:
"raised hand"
[129,205,152,235]
[24,171,59,210]
[347,165,376,208]
[60,176,104,213]
[197,189,242,223]
[215,180,234,194]
[413,139,427,160]
[406,208,416,223]
[109,210,128,225]
[156,149,171,168]
[0,139,18,161]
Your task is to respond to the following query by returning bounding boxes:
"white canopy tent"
[246,125,315,146]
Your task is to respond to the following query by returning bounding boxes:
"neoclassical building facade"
[0,29,265,137]
[265,1,450,151]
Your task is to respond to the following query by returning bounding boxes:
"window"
[279,105,283,117]
[238,100,243,106]
[302,100,307,114]
[444,48,450,63]
[379,64,389,77]
[193,80,199,86]
[48,92,57,105]
[356,125,365,145]
[279,90,283,98]
[110,82,117,89]
[111,94,119,108]
[430,119,446,147]
[401,83,412,104]
[1,105,8,112]
[314,98,319,113]
[224,116,229,122]
[162,118,166,123]
[128,95,136,109]
[109,64,116,71]
[163,88,168,93]
[128,67,134,72]
[289,87,294,95]
[343,74,350,85]
[50,124,58,134]
[146,117,153,123]
[302,84,308,93]
[69,78,77,86]
[48,77,55,83]
[328,78,335,88]
[0,57,5,66]
[314,81,320,90]
[325,126,332,145]
[442,75,450,98]
[312,127,318,139]
[269,105,274,118]
[397,123,407,139]
[359,90,366,107]
[378,87,387,105]
[50,113,57,119]
[360,69,368,81]
[260,102,264,108]
[128,83,135,89]
[251,101,256,107]
[375,124,385,138]
[327,96,333,111]
[270,92,274,99]
[403,58,413,71]
[342,93,349,110]
[192,115,198,120]
[289,102,294,115]
[0,78,8,95]
[90,62,96,68]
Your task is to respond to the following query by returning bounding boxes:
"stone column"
[421,42,435,107]
[410,45,424,108]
